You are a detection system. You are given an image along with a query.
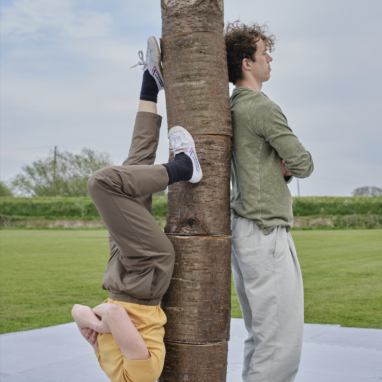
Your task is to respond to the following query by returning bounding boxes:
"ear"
[242,58,252,72]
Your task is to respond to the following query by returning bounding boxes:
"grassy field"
[232,229,382,328]
[0,230,110,334]
[1,229,381,334]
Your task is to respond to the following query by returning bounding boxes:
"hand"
[281,159,292,177]
[78,326,99,351]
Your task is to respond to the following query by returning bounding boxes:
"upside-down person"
[71,36,202,382]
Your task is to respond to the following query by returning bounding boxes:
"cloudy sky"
[1,0,381,196]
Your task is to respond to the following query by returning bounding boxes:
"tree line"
[352,186,382,196]
[0,149,381,197]
[2,148,113,197]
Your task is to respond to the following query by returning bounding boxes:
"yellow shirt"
[95,298,166,382]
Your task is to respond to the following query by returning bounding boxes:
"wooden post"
[160,0,232,380]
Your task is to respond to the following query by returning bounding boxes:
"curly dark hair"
[224,21,275,84]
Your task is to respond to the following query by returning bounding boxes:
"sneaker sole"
[148,36,163,75]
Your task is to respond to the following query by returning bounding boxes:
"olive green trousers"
[88,112,174,306]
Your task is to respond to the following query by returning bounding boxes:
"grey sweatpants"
[231,215,304,382]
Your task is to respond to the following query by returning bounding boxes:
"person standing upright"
[224,21,314,382]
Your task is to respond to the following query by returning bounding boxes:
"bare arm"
[71,304,109,332]
[71,304,108,352]
[71,304,140,354]
[92,302,150,361]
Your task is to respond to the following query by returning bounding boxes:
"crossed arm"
[71,303,150,360]
[251,99,314,179]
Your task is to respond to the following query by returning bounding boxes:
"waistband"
[109,291,161,306]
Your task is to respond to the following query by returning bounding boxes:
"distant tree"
[352,186,382,196]
[11,148,113,197]
[0,181,13,197]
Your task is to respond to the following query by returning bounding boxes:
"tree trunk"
[160,1,232,381]
[161,342,229,382]
[162,236,231,343]
[165,135,231,236]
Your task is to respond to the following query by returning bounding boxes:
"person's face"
[250,38,273,84]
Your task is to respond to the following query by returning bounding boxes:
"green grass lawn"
[0,230,110,334]
[1,229,382,334]
[232,229,382,328]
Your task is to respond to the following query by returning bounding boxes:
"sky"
[1,0,381,196]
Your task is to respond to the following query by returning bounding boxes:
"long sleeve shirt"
[230,87,314,234]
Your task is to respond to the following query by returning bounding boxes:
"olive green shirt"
[230,87,314,234]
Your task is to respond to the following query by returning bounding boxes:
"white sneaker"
[131,36,164,91]
[168,126,203,183]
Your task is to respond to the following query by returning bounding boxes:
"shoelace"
[169,133,190,153]
[130,51,147,70]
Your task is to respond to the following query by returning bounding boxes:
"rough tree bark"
[160,1,232,380]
